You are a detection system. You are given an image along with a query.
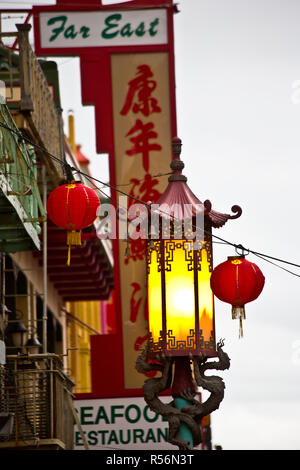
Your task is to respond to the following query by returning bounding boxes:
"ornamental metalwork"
[136,339,230,450]
[148,328,216,356]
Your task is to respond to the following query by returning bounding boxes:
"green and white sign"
[39,9,167,49]
[74,396,176,450]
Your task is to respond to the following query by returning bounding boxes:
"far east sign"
[38,10,168,48]
[33,1,177,396]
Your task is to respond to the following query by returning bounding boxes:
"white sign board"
[74,396,182,450]
[39,9,168,49]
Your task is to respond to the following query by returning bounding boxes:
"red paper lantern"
[47,182,100,265]
[210,255,265,337]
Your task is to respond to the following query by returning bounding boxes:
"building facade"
[0,20,113,449]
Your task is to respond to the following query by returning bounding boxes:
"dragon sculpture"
[136,339,230,450]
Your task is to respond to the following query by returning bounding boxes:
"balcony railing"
[0,103,46,252]
[0,24,64,183]
[0,354,75,450]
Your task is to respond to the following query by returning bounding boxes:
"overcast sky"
[3,0,300,450]
[175,0,300,450]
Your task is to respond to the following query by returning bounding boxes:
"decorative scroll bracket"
[136,339,230,450]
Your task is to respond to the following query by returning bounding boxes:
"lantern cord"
[1,121,300,277]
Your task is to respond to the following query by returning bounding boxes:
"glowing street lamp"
[137,137,242,450]
[147,155,215,359]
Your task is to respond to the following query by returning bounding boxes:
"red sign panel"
[33,0,177,398]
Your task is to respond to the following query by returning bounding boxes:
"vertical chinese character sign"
[111,54,174,388]
[33,0,177,395]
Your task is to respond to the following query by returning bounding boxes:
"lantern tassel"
[239,317,243,339]
[232,306,246,339]
[67,244,71,267]
[66,230,82,266]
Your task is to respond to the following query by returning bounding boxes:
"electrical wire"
[114,171,174,187]
[90,174,300,277]
[1,120,300,276]
[81,156,300,276]
[252,252,300,279]
[94,170,173,190]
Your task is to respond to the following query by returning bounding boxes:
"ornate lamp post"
[136,137,242,450]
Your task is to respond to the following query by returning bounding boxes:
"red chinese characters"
[121,64,161,117]
[121,64,164,364]
[125,173,162,265]
[126,119,161,173]
[128,173,162,209]
[122,64,162,173]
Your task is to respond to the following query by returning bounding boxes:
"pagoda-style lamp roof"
[153,137,242,228]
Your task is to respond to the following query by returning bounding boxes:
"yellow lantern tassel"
[66,230,81,266]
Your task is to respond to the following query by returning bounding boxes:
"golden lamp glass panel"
[198,246,214,343]
[164,241,195,346]
[147,245,163,344]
